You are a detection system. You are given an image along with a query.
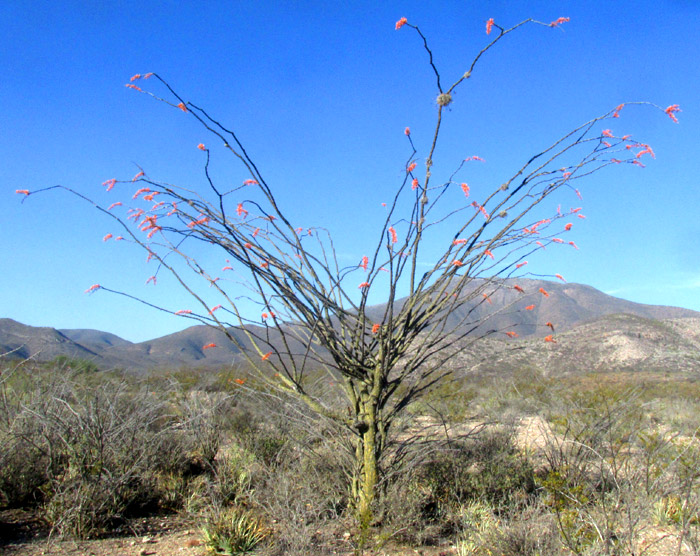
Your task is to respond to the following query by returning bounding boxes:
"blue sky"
[3,0,699,343]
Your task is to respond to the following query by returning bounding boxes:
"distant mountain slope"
[0,318,98,361]
[451,314,700,376]
[366,278,698,339]
[2,280,699,372]
[59,329,132,351]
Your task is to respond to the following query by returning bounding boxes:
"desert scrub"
[413,426,535,518]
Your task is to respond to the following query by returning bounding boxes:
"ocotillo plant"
[17,15,679,527]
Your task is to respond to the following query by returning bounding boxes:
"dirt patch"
[0,513,206,556]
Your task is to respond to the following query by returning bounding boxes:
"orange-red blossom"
[549,17,570,27]
[395,17,408,30]
[202,343,217,350]
[388,227,398,244]
[665,105,681,123]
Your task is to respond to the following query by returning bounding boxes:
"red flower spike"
[372,323,381,334]
[546,322,555,331]
[395,17,407,30]
[261,352,272,361]
[404,127,411,136]
[103,233,113,241]
[175,309,192,315]
[569,241,579,249]
[177,102,188,113]
[146,275,156,285]
[549,17,570,27]
[407,162,417,173]
[506,331,519,338]
[452,260,464,267]
[130,74,141,81]
[484,249,494,260]
[358,282,370,289]
[565,223,572,231]
[602,129,613,138]
[539,287,550,297]
[132,171,145,182]
[102,179,117,191]
[85,284,101,294]
[235,378,246,385]
[544,335,556,343]
[197,143,206,150]
[15,189,30,195]
[453,239,467,246]
[525,305,535,311]
[513,285,525,294]
[360,256,368,271]
[202,343,216,350]
[555,274,566,282]
[412,178,419,190]
[243,179,259,185]
[209,305,222,314]
[486,18,494,35]
[612,104,624,118]
[482,293,492,304]
[461,183,470,198]
[664,104,681,123]
[516,261,528,269]
[388,227,398,244]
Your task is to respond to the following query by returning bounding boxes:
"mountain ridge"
[2,279,699,372]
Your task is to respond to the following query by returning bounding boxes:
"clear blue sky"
[3,1,699,343]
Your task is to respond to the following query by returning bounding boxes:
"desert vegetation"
[1,355,699,555]
[10,11,689,556]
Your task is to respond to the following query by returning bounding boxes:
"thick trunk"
[351,391,383,529]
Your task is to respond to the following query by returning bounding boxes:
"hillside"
[3,279,699,372]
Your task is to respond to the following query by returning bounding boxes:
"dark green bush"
[415,427,535,514]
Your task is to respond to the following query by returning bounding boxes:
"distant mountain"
[2,280,699,372]
[367,278,699,339]
[58,329,133,351]
[450,314,700,376]
[0,319,99,362]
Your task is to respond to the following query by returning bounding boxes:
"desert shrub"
[0,364,213,537]
[49,355,100,374]
[258,440,349,555]
[414,427,535,516]
[457,502,563,556]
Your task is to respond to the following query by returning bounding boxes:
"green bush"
[415,427,535,515]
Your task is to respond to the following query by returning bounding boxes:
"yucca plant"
[201,507,268,555]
